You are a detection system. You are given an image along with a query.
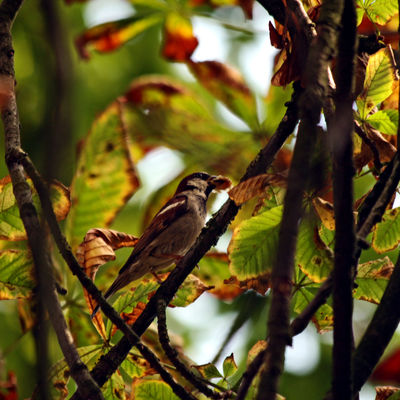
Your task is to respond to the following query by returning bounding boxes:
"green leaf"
[65,102,139,251]
[293,286,334,332]
[354,257,393,304]
[50,345,104,397]
[0,249,35,299]
[123,75,258,178]
[188,60,259,129]
[103,371,126,400]
[356,0,398,25]
[296,222,333,283]
[121,353,153,379]
[133,379,181,400]
[357,49,395,120]
[193,362,223,379]
[366,109,398,135]
[228,206,282,279]
[222,353,238,378]
[0,176,70,241]
[170,274,211,307]
[372,207,400,253]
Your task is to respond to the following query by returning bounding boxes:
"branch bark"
[255,0,345,398]
[329,0,357,398]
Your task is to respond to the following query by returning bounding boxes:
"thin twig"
[157,299,231,399]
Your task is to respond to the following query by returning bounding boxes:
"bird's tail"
[90,273,130,319]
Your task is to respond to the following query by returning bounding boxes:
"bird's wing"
[118,194,188,274]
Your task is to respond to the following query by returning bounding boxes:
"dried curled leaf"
[228,173,287,206]
[375,386,400,400]
[312,197,335,230]
[77,228,138,338]
[77,228,139,279]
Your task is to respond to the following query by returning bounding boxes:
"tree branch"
[329,0,357,398]
[157,299,231,399]
[0,4,104,398]
[256,0,345,398]
[81,81,302,391]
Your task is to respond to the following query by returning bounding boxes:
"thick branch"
[256,1,345,398]
[329,0,357,398]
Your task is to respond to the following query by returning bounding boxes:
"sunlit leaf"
[162,13,198,61]
[296,222,333,283]
[121,353,157,379]
[50,345,104,397]
[0,176,70,241]
[223,353,237,378]
[196,253,245,300]
[75,15,163,59]
[65,101,139,251]
[123,75,257,178]
[228,206,282,279]
[366,109,398,135]
[188,60,259,129]
[356,0,398,25]
[357,48,395,120]
[0,249,34,300]
[102,370,126,399]
[354,257,393,304]
[170,274,213,307]
[312,197,335,230]
[293,286,333,332]
[372,207,400,253]
[132,379,181,400]
[228,173,286,206]
[192,363,222,379]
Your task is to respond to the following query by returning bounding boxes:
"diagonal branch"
[74,81,302,394]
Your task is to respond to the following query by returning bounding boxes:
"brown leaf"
[77,228,139,279]
[247,340,267,364]
[162,14,198,62]
[224,273,270,295]
[312,197,335,230]
[77,228,138,337]
[375,386,400,400]
[228,173,287,206]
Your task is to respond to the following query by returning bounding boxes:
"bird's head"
[175,172,231,197]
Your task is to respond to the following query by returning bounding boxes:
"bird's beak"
[208,175,231,190]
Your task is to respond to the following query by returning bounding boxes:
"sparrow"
[92,172,230,317]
